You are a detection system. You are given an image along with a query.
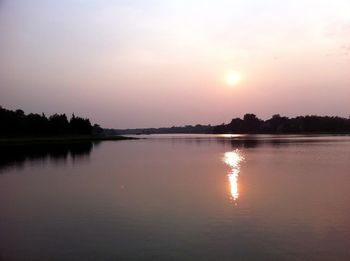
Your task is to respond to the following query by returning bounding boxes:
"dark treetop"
[213,114,350,134]
[0,106,102,137]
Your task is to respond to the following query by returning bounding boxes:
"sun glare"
[223,150,244,203]
[226,71,241,86]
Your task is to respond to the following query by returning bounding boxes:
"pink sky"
[1,0,350,128]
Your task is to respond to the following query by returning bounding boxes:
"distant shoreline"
[109,114,350,135]
[0,135,137,146]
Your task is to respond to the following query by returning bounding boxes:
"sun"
[226,71,241,86]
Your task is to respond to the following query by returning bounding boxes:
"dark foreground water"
[1,135,350,260]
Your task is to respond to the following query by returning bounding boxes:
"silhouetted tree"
[242,114,261,133]
[92,124,104,135]
[0,106,94,137]
[69,114,92,134]
[265,114,289,133]
[49,114,69,134]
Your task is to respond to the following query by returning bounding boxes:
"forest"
[212,114,350,134]
[0,106,100,137]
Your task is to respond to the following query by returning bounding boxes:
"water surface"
[1,135,350,260]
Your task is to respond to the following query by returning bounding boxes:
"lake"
[1,134,350,260]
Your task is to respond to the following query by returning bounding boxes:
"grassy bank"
[0,135,137,146]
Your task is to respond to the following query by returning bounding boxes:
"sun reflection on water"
[223,150,244,204]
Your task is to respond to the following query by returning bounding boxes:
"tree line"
[112,113,350,134]
[213,114,350,134]
[0,106,101,137]
[3,105,349,136]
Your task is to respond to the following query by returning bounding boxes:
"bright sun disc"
[226,71,241,86]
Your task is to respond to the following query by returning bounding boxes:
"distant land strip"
[109,113,350,135]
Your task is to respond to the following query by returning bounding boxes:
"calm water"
[1,135,350,260]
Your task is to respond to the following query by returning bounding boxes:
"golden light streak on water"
[223,150,244,204]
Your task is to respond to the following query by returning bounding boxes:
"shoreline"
[0,135,137,146]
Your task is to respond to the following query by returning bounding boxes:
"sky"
[1,0,350,128]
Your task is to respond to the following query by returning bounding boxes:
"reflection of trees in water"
[223,136,339,148]
[165,135,340,149]
[0,142,97,173]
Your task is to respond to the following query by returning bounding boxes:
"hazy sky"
[1,0,350,128]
